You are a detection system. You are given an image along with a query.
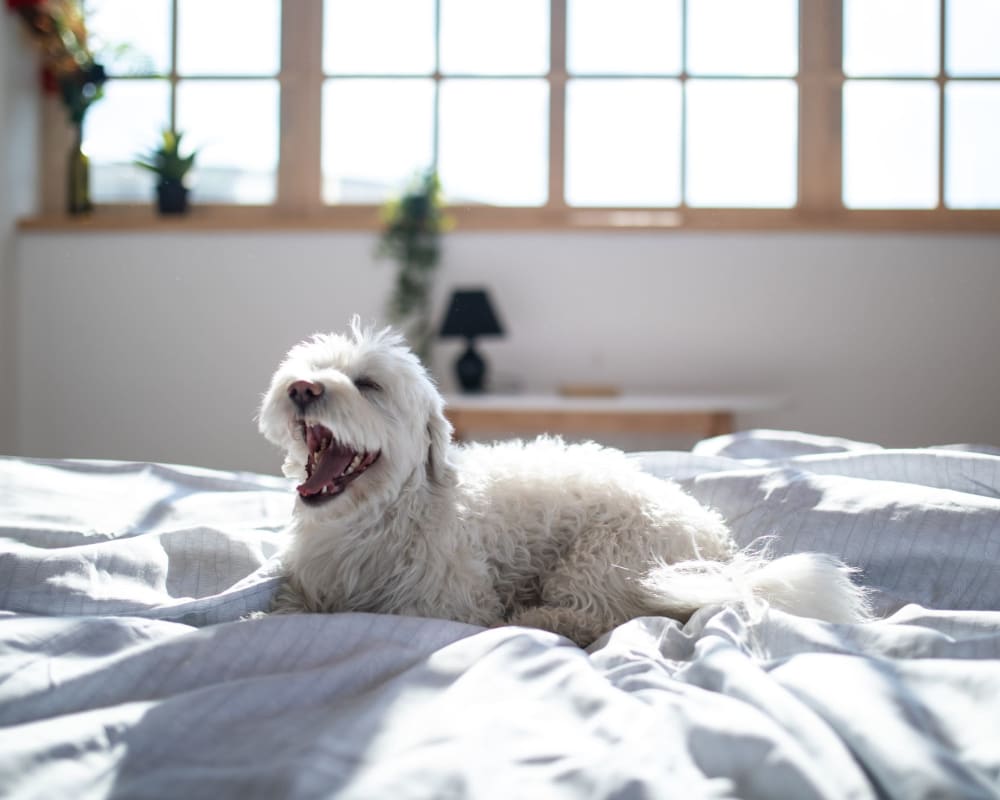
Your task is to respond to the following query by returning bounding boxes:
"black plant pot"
[156,180,189,215]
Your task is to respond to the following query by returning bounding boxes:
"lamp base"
[455,341,487,393]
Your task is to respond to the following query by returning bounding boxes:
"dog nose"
[288,380,325,412]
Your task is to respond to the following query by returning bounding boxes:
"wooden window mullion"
[798,0,843,215]
[277,0,324,214]
[433,0,441,168]
[680,0,688,209]
[548,0,567,209]
[937,0,947,209]
[169,0,178,128]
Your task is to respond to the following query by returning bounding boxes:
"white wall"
[12,229,1000,474]
[0,12,38,454]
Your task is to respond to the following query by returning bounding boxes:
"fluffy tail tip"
[641,551,873,624]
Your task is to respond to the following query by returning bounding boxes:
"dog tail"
[639,550,872,624]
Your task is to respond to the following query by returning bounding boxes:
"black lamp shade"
[439,289,504,392]
[439,290,504,339]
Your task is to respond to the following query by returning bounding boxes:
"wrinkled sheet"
[1,431,999,799]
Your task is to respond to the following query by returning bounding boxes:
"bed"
[2,430,999,799]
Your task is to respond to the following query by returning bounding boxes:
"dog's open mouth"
[297,422,380,505]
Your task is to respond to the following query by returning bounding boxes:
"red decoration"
[5,0,106,121]
[40,65,58,94]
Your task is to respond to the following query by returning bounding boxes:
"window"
[84,0,280,205]
[57,0,1000,228]
[322,0,550,206]
[843,0,1000,210]
[567,0,798,208]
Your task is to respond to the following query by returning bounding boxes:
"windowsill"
[17,205,385,232]
[16,204,1000,233]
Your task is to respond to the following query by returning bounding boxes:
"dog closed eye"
[353,376,381,392]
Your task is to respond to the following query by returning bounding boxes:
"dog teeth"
[341,454,363,477]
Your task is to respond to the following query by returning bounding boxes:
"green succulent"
[135,129,197,182]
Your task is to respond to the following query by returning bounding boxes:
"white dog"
[258,319,870,646]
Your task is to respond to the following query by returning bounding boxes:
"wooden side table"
[443,394,779,442]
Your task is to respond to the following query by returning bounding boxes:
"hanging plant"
[7,0,107,125]
[8,0,107,214]
[377,170,451,364]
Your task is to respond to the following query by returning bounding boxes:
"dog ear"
[425,402,454,487]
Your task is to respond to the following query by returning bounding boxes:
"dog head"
[258,317,453,520]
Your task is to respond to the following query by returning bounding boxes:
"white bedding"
[1,431,999,799]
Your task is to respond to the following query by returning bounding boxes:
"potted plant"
[135,128,197,214]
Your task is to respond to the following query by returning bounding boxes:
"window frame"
[28,0,1000,232]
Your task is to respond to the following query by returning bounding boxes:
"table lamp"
[439,289,504,392]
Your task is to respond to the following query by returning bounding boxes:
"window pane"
[687,0,798,76]
[686,80,797,207]
[87,0,171,75]
[86,79,170,202]
[322,80,435,204]
[566,79,681,206]
[946,82,1000,208]
[176,80,279,204]
[324,0,435,75]
[843,0,939,77]
[567,0,681,75]
[438,79,548,205]
[843,81,939,209]
[439,0,548,75]
[947,0,1000,76]
[177,0,280,76]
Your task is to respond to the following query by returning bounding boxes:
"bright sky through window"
[79,0,1000,215]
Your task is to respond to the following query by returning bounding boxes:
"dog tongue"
[298,443,355,497]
